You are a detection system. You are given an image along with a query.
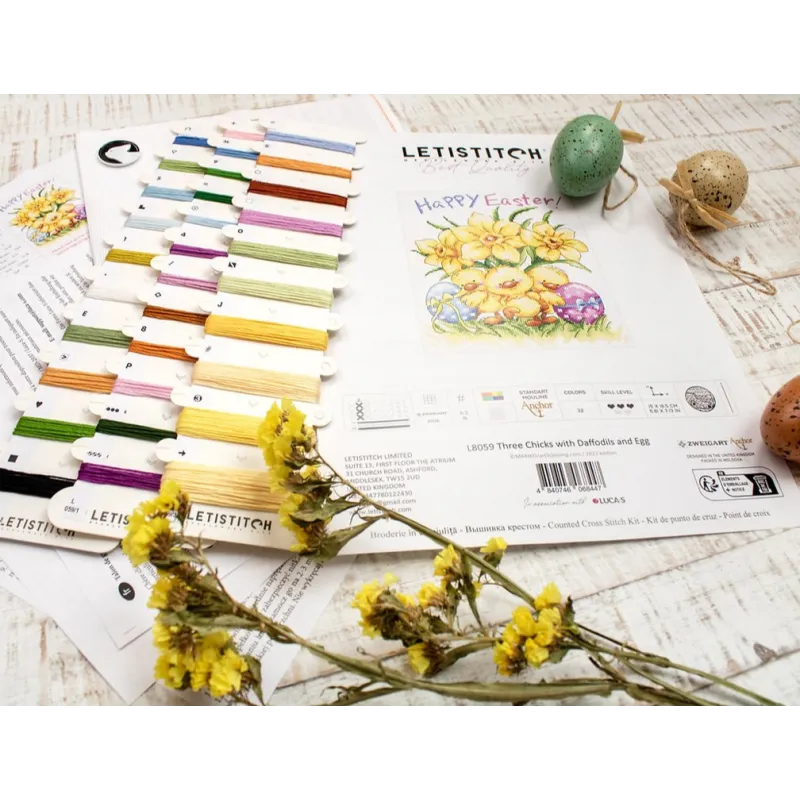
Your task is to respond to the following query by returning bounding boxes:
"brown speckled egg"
[760,376,800,462]
[669,150,748,227]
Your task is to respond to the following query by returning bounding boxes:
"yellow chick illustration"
[451,266,543,325]
[501,294,541,321]
[485,266,533,299]
[485,267,538,324]
[528,266,569,324]
[450,268,490,308]
[487,267,540,323]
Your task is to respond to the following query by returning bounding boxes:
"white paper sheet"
[0,553,39,609]
[313,134,800,553]
[225,553,353,701]
[0,538,156,704]
[0,154,90,438]
[57,544,280,649]
[0,154,108,554]
[0,536,348,704]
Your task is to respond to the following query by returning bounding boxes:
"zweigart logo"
[401,145,543,161]
[678,439,728,448]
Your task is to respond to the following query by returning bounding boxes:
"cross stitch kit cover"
[313,134,800,554]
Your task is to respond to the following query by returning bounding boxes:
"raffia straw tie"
[658,160,776,296]
[602,102,645,212]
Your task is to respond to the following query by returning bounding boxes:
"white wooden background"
[1,94,799,705]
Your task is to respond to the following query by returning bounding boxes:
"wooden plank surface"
[1,93,799,706]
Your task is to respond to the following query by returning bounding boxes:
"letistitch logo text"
[401,145,543,161]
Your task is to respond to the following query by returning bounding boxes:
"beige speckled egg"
[760,376,800,462]
[669,150,748,227]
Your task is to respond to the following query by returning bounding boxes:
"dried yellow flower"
[433,544,462,582]
[122,515,172,567]
[524,638,550,668]
[480,537,508,555]
[534,582,562,611]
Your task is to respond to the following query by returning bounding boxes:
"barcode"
[536,460,606,489]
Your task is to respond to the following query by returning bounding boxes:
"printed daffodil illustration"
[415,229,473,275]
[9,185,86,245]
[528,221,588,263]
[47,188,75,205]
[453,212,534,263]
[414,207,617,341]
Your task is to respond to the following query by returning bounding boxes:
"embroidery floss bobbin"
[12,417,96,443]
[204,314,329,351]
[161,462,283,511]
[0,468,75,498]
[191,361,321,403]
[176,408,261,446]
[39,368,117,393]
[77,463,163,491]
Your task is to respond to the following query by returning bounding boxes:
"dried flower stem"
[140,411,780,706]
[184,545,633,704]
[577,638,778,706]
[318,456,779,706]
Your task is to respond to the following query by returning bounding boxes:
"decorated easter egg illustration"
[554,283,605,325]
[669,150,749,227]
[426,281,478,324]
[550,115,624,197]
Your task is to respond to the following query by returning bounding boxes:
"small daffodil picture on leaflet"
[8,185,87,245]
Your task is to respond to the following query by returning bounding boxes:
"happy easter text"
[414,192,561,215]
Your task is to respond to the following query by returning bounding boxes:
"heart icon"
[248,398,259,407]
[236,453,248,461]
[161,413,171,420]
[616,403,624,409]
[626,403,634,409]
[258,350,270,359]
[35,400,43,408]
[176,372,186,380]
[607,404,615,409]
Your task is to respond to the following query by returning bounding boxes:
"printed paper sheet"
[0,154,90,437]
[315,135,800,553]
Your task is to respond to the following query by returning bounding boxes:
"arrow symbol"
[97,140,141,167]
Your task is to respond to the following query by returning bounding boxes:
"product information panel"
[321,135,799,554]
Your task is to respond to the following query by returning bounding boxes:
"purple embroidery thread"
[78,463,162,492]
[157,273,218,292]
[237,209,343,238]
[169,244,228,259]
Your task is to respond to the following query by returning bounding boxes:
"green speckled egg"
[549,115,624,198]
[669,150,748,227]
